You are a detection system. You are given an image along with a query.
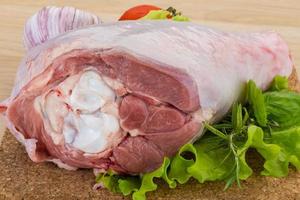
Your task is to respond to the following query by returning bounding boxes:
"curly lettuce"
[96,75,300,200]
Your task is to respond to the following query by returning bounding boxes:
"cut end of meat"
[5,20,292,175]
[6,47,202,174]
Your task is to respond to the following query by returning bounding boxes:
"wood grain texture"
[1,131,300,200]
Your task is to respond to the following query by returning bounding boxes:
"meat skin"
[0,20,293,174]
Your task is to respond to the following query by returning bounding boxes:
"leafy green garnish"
[168,143,196,184]
[232,103,243,133]
[141,10,170,20]
[133,158,175,200]
[269,75,289,91]
[96,171,121,193]
[96,158,173,200]
[96,76,300,199]
[171,15,190,21]
[271,127,300,172]
[264,91,300,129]
[141,9,189,21]
[247,80,267,127]
[118,177,140,196]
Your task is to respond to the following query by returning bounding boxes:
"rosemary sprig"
[205,103,248,189]
[204,123,228,140]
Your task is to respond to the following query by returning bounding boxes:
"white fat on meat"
[70,71,115,113]
[42,70,120,153]
[63,112,119,153]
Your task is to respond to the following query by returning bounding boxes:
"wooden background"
[0,1,299,199]
[1,0,300,142]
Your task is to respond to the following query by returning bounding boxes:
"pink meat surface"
[0,20,293,174]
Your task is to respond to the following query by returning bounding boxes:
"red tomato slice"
[119,5,161,20]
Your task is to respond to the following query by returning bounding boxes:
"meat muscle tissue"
[0,7,293,174]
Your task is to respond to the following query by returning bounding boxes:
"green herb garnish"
[96,75,300,200]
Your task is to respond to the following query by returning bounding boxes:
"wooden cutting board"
[0,1,300,199]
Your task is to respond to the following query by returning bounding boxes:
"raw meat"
[0,20,293,174]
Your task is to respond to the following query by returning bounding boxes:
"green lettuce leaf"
[268,127,300,173]
[141,10,189,21]
[96,158,174,200]
[187,136,233,183]
[132,158,173,200]
[97,77,300,200]
[172,15,190,21]
[168,143,197,184]
[118,177,140,196]
[238,125,300,178]
[238,125,286,177]
[264,91,300,129]
[141,10,169,20]
[97,125,300,199]
[269,75,289,91]
[95,171,121,193]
